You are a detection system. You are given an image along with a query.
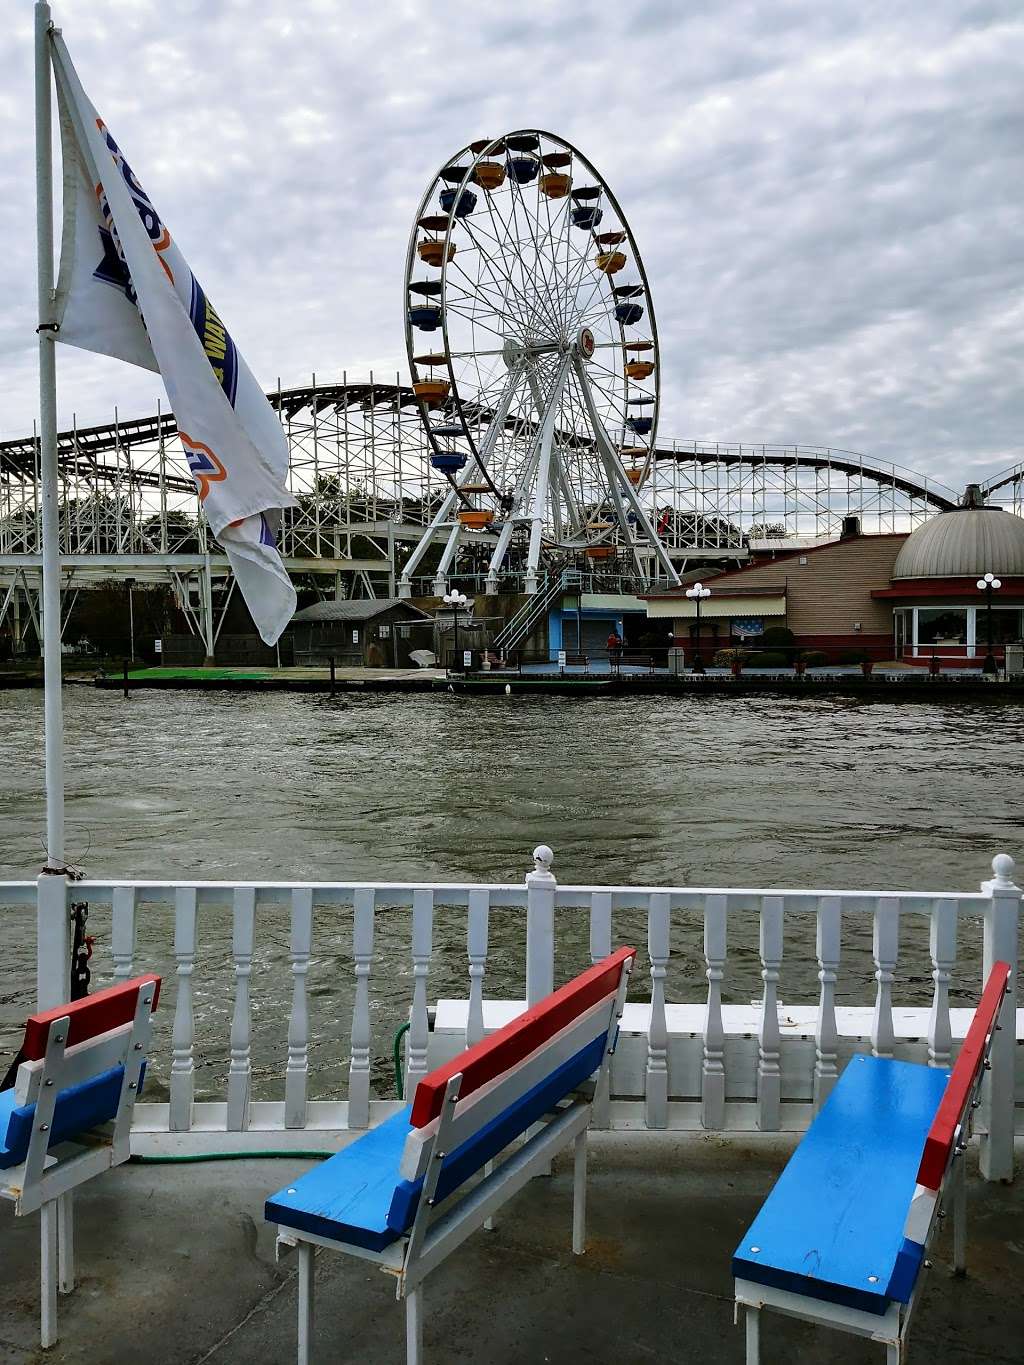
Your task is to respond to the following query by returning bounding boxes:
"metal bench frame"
[273,957,631,1365]
[735,964,1011,1364]
[0,977,158,1348]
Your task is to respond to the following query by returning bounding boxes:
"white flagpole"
[35,0,66,873]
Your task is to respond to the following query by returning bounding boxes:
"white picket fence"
[5,848,1020,1178]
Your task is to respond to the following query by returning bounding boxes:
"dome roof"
[892,507,1024,579]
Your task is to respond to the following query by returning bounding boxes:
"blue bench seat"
[732,1056,950,1315]
[0,1066,129,1171]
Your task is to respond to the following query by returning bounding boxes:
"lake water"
[1,687,1021,1097]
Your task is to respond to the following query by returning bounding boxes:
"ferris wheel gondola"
[398,129,681,597]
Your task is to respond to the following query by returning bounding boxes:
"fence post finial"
[526,844,556,1005]
[988,853,1017,890]
[530,844,555,881]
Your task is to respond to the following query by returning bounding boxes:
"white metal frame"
[0,983,155,1347]
[272,958,630,1365]
[734,975,1007,1364]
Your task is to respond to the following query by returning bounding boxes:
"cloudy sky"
[1,0,1021,492]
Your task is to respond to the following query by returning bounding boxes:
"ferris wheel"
[397,130,681,597]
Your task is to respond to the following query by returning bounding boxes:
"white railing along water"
[4,849,1020,1178]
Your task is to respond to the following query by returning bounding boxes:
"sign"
[352,629,359,644]
[557,649,567,667]
[154,638,162,655]
[731,618,764,638]
[463,650,472,668]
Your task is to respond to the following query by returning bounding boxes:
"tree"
[747,522,788,540]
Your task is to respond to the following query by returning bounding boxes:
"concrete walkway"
[1,1134,1021,1364]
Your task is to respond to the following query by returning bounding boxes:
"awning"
[646,593,787,620]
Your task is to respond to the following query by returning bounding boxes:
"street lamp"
[685,581,711,674]
[976,572,1002,675]
[125,577,136,663]
[442,590,469,672]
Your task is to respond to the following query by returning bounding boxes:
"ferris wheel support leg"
[484,518,518,595]
[525,356,572,595]
[571,358,681,588]
[433,522,462,596]
[398,487,460,598]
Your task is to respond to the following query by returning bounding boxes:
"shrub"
[713,647,751,667]
[801,650,829,667]
[745,650,791,667]
[836,648,869,665]
[759,625,796,647]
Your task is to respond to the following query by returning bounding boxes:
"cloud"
[0,0,1021,493]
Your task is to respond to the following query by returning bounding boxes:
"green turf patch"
[123,667,272,681]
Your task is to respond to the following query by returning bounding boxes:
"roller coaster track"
[0,380,968,512]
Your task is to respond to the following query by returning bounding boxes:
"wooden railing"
[4,849,1019,1178]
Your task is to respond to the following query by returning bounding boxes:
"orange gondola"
[625,360,656,380]
[457,509,495,529]
[412,353,449,366]
[595,251,626,275]
[418,240,456,268]
[585,545,616,560]
[594,231,626,246]
[624,467,646,485]
[541,152,572,169]
[623,341,655,354]
[473,161,506,191]
[413,380,450,408]
[539,172,572,199]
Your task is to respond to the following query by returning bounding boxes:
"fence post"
[36,873,69,1009]
[979,853,1020,1182]
[526,845,556,1007]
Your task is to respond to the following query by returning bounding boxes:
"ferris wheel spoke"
[480,184,564,342]
[451,220,541,344]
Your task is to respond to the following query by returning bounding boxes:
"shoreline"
[0,664,1018,702]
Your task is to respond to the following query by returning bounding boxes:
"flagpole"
[35,0,67,873]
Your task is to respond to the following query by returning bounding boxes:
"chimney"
[840,515,861,540]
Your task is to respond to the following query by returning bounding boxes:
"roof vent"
[961,483,986,509]
[840,515,861,540]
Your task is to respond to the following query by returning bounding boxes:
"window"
[980,607,1024,645]
[917,609,967,645]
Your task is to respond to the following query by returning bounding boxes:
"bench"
[733,961,1012,1364]
[266,946,635,1364]
[0,974,160,1347]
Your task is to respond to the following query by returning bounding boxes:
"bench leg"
[572,1129,587,1255]
[40,1198,58,1349]
[744,1306,759,1365]
[406,1284,423,1365]
[297,1242,315,1365]
[57,1192,75,1295]
[483,1161,496,1231]
[953,1150,967,1276]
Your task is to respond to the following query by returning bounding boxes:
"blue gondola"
[439,188,477,218]
[627,416,653,435]
[627,396,655,405]
[615,302,644,326]
[571,206,603,230]
[430,452,467,473]
[508,155,540,184]
[431,425,465,438]
[408,305,443,332]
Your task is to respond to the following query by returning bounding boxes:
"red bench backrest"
[916,961,1011,1190]
[21,975,161,1062]
[409,947,635,1128]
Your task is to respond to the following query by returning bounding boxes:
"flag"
[49,32,297,645]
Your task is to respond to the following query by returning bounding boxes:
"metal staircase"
[493,569,583,655]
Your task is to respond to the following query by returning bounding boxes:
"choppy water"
[1,687,1021,1098]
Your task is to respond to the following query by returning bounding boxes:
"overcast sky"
[1,0,1021,492]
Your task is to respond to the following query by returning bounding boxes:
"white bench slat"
[398,993,617,1183]
[15,1021,134,1107]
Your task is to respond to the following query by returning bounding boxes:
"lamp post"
[125,577,136,663]
[976,572,1002,675]
[443,590,469,672]
[685,581,711,674]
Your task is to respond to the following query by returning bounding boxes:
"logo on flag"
[50,35,297,644]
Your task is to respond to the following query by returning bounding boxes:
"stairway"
[493,568,583,655]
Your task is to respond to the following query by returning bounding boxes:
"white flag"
[50,33,297,645]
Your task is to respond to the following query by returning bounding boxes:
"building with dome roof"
[643,487,1024,668]
[872,488,1024,665]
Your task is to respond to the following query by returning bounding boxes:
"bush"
[745,650,791,667]
[801,650,829,667]
[759,625,796,647]
[835,648,869,665]
[713,647,751,667]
